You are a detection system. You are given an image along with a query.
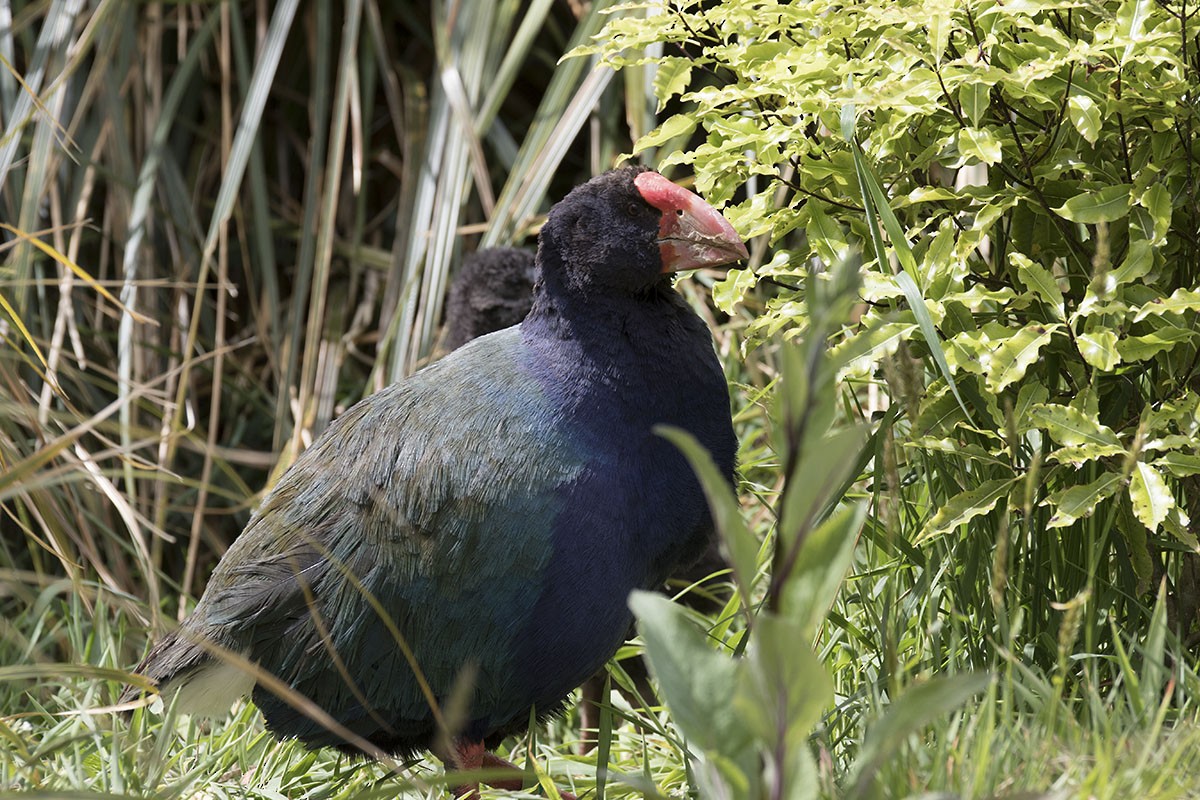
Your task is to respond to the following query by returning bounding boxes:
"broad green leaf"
[781,503,866,637]
[1160,504,1198,550]
[1012,253,1064,320]
[632,113,696,154]
[984,323,1058,393]
[1115,499,1155,591]
[630,591,749,755]
[1076,329,1120,372]
[1129,462,1174,532]
[1042,472,1122,528]
[1117,326,1196,361]
[1014,381,1050,430]
[1111,237,1154,285]
[1053,184,1132,223]
[847,673,990,797]
[959,82,990,127]
[1133,287,1200,321]
[734,614,832,750]
[713,267,758,315]
[652,58,692,109]
[1068,95,1102,144]
[918,478,1016,542]
[657,426,758,610]
[957,126,1003,165]
[1029,403,1122,448]
[807,203,851,268]
[1156,452,1200,477]
[1138,182,1172,244]
[1047,443,1129,466]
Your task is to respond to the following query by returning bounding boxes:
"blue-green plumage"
[124,166,746,783]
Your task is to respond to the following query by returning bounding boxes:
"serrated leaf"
[1077,329,1121,372]
[1156,452,1200,477]
[957,126,1003,165]
[919,478,1016,542]
[1012,253,1064,320]
[1133,287,1200,321]
[1117,326,1196,361]
[633,113,696,155]
[984,323,1058,393]
[1068,95,1102,144]
[1129,462,1175,532]
[652,58,692,110]
[713,267,758,315]
[1053,184,1132,223]
[1042,472,1122,528]
[1029,403,1122,449]
[1047,443,1128,465]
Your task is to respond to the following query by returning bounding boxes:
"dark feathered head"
[536,166,747,300]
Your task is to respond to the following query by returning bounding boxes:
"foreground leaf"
[1129,462,1175,532]
[918,478,1016,543]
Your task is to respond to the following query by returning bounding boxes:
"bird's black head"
[535,166,748,301]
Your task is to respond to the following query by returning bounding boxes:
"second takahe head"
[121,165,746,798]
[443,246,537,352]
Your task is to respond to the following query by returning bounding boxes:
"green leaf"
[734,614,833,751]
[1029,403,1123,449]
[984,323,1058,393]
[630,591,749,755]
[1138,182,1172,245]
[847,673,990,797]
[1156,451,1200,477]
[1012,253,1064,320]
[781,503,867,637]
[1077,329,1121,372]
[632,113,696,155]
[1068,95,1102,144]
[1129,462,1175,532]
[845,130,975,424]
[1042,472,1122,528]
[1053,184,1132,223]
[1047,443,1129,466]
[959,82,990,127]
[918,478,1016,543]
[652,58,692,110]
[957,127,1003,165]
[657,426,758,610]
[1116,325,1197,361]
[712,267,758,315]
[1133,287,1200,321]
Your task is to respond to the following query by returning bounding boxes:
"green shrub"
[592,0,1200,674]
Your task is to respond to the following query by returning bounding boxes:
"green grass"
[6,0,1200,797]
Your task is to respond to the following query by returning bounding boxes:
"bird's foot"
[449,739,576,800]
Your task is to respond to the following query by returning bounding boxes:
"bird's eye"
[676,209,684,216]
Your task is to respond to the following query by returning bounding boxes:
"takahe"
[122,166,746,796]
[442,246,537,351]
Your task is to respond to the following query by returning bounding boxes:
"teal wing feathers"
[158,329,582,747]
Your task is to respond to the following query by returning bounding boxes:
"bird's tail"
[119,628,252,717]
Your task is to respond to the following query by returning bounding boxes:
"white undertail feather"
[160,659,255,717]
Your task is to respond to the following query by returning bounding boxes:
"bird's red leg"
[449,739,576,800]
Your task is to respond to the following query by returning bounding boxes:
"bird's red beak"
[634,171,750,273]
